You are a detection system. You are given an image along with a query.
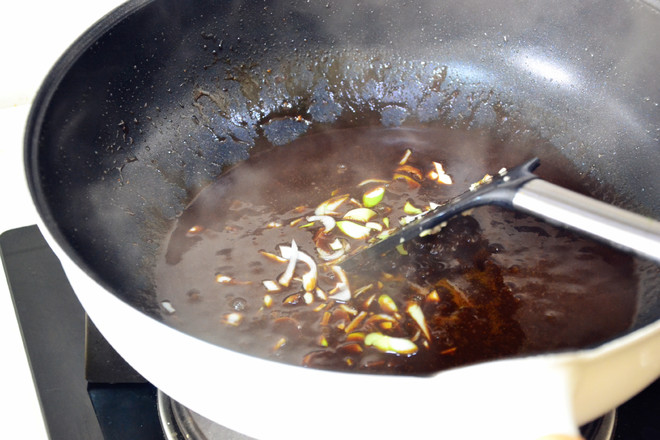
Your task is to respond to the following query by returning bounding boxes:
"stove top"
[2,225,659,440]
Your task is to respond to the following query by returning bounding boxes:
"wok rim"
[22,1,660,436]
[24,0,154,294]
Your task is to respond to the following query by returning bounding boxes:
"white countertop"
[0,1,126,438]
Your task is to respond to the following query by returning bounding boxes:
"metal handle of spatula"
[513,179,660,262]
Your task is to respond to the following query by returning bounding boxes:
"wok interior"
[28,0,660,347]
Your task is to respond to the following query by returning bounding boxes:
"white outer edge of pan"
[36,219,660,440]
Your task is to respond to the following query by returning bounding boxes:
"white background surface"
[0,1,126,438]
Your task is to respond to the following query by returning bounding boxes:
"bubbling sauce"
[155,126,637,375]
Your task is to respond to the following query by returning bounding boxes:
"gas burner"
[159,391,254,440]
[581,411,616,440]
[157,390,614,440]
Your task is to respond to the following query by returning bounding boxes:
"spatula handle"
[513,179,660,263]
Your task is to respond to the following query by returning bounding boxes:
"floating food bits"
[315,194,349,216]
[378,294,398,313]
[357,178,390,187]
[278,240,299,287]
[392,173,421,189]
[279,242,318,292]
[160,300,176,315]
[186,225,204,237]
[344,311,368,334]
[328,265,351,301]
[428,161,453,185]
[362,186,385,208]
[469,174,493,191]
[403,201,423,215]
[263,294,274,308]
[343,208,377,223]
[222,312,243,326]
[273,337,287,351]
[156,127,638,379]
[407,303,431,340]
[306,215,336,233]
[259,250,288,263]
[395,164,424,181]
[364,332,418,355]
[215,274,251,285]
[262,280,281,292]
[336,220,372,239]
[398,148,412,165]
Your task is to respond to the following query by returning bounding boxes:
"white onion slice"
[429,161,453,185]
[314,194,349,216]
[407,303,431,340]
[399,148,412,165]
[280,243,318,292]
[278,240,298,287]
[262,280,281,292]
[337,221,372,239]
[329,284,351,302]
[259,250,288,263]
[328,265,351,301]
[317,238,350,262]
[342,208,377,222]
[306,215,336,233]
[317,247,346,261]
[298,253,318,292]
[161,300,176,315]
[365,222,383,231]
[222,312,243,326]
[330,238,343,251]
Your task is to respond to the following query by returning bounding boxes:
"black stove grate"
[1,226,160,440]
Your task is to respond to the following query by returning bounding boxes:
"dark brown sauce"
[155,126,637,375]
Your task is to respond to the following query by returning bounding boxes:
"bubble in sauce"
[231,297,248,312]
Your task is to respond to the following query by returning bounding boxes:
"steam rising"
[43,0,660,330]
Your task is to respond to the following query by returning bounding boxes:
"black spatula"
[342,158,660,267]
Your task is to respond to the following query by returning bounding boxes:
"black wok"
[25,0,660,438]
